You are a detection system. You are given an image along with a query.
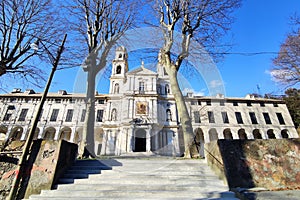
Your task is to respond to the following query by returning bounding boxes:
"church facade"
[0,47,298,157]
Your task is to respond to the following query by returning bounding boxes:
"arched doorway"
[253,129,262,139]
[208,128,218,142]
[195,128,205,157]
[10,127,23,140]
[134,129,146,152]
[267,129,276,139]
[238,129,247,139]
[223,128,233,139]
[44,127,56,140]
[59,127,72,141]
[95,128,104,155]
[281,129,289,138]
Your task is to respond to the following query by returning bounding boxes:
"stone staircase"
[28,157,238,200]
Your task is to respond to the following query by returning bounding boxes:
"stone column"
[231,128,239,139]
[274,128,281,139]
[115,129,120,155]
[69,127,76,142]
[245,128,254,139]
[146,127,151,152]
[100,130,108,155]
[130,127,135,152]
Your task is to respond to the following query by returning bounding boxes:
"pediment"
[127,67,157,76]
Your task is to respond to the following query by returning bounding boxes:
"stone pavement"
[28,156,238,200]
[233,188,300,200]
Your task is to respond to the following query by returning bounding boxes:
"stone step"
[62,173,89,179]
[39,189,235,199]
[87,173,223,180]
[57,178,75,184]
[66,169,102,174]
[99,169,216,176]
[73,178,227,186]
[29,158,235,200]
[29,195,239,200]
[56,183,228,191]
[73,160,108,165]
[69,165,112,170]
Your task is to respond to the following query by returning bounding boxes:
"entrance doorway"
[134,129,146,152]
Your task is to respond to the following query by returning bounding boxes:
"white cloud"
[209,79,224,88]
[267,69,295,83]
[182,88,205,96]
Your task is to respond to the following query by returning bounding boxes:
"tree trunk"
[165,65,198,158]
[79,61,96,158]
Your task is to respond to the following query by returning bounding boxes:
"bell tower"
[109,46,128,94]
[111,46,128,77]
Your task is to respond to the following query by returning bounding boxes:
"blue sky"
[6,0,299,97]
[217,0,300,97]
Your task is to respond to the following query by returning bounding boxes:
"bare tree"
[66,0,138,157]
[272,30,300,86]
[0,0,65,89]
[156,0,241,158]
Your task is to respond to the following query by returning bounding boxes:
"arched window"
[166,109,172,121]
[157,84,161,94]
[111,109,117,121]
[165,84,170,94]
[116,65,121,74]
[114,83,119,94]
[118,53,122,58]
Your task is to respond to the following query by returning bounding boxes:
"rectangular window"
[3,105,15,121]
[50,109,59,121]
[197,100,202,105]
[260,102,265,107]
[98,99,105,104]
[206,101,211,106]
[96,110,104,122]
[249,112,258,124]
[263,112,272,124]
[139,82,145,94]
[247,101,252,106]
[220,101,225,106]
[69,99,75,103]
[235,112,243,124]
[18,109,28,121]
[208,111,215,123]
[193,111,201,123]
[273,103,278,107]
[10,98,16,102]
[80,109,86,122]
[233,102,238,106]
[276,113,285,125]
[55,99,61,103]
[3,113,12,121]
[222,112,229,123]
[65,109,74,122]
